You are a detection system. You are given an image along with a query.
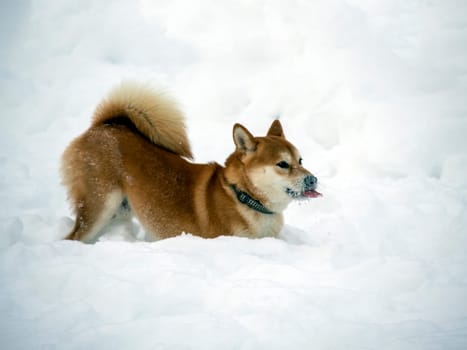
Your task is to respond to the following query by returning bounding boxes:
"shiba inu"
[61,82,321,243]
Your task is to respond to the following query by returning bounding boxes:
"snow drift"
[0,0,466,349]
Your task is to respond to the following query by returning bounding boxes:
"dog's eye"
[276,161,290,169]
[299,158,303,165]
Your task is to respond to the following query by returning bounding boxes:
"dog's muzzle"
[303,175,322,198]
[304,175,317,190]
[286,175,322,199]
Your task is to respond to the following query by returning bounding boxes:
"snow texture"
[1,0,467,349]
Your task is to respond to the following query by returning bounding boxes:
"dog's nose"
[304,175,317,189]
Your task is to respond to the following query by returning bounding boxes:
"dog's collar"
[230,184,274,215]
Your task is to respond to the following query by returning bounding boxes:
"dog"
[61,82,321,243]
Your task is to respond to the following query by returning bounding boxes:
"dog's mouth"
[303,189,323,198]
[286,188,322,199]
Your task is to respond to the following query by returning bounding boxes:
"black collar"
[230,184,274,215]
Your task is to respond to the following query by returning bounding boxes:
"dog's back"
[61,82,199,242]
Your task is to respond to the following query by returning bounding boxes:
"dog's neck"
[229,184,274,215]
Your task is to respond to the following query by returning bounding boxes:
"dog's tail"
[91,81,193,159]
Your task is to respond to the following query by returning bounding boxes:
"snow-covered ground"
[1,1,467,349]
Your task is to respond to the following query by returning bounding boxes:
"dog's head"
[225,120,321,212]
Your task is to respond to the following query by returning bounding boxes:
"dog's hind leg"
[65,191,123,243]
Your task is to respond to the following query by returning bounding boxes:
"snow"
[1,0,467,349]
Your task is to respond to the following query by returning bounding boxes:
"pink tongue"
[304,190,322,198]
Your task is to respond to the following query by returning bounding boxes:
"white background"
[1,1,466,349]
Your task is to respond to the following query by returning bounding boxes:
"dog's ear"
[233,124,257,153]
[267,119,285,138]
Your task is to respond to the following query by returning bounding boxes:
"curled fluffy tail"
[92,81,193,159]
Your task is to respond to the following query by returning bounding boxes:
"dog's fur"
[61,82,320,243]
